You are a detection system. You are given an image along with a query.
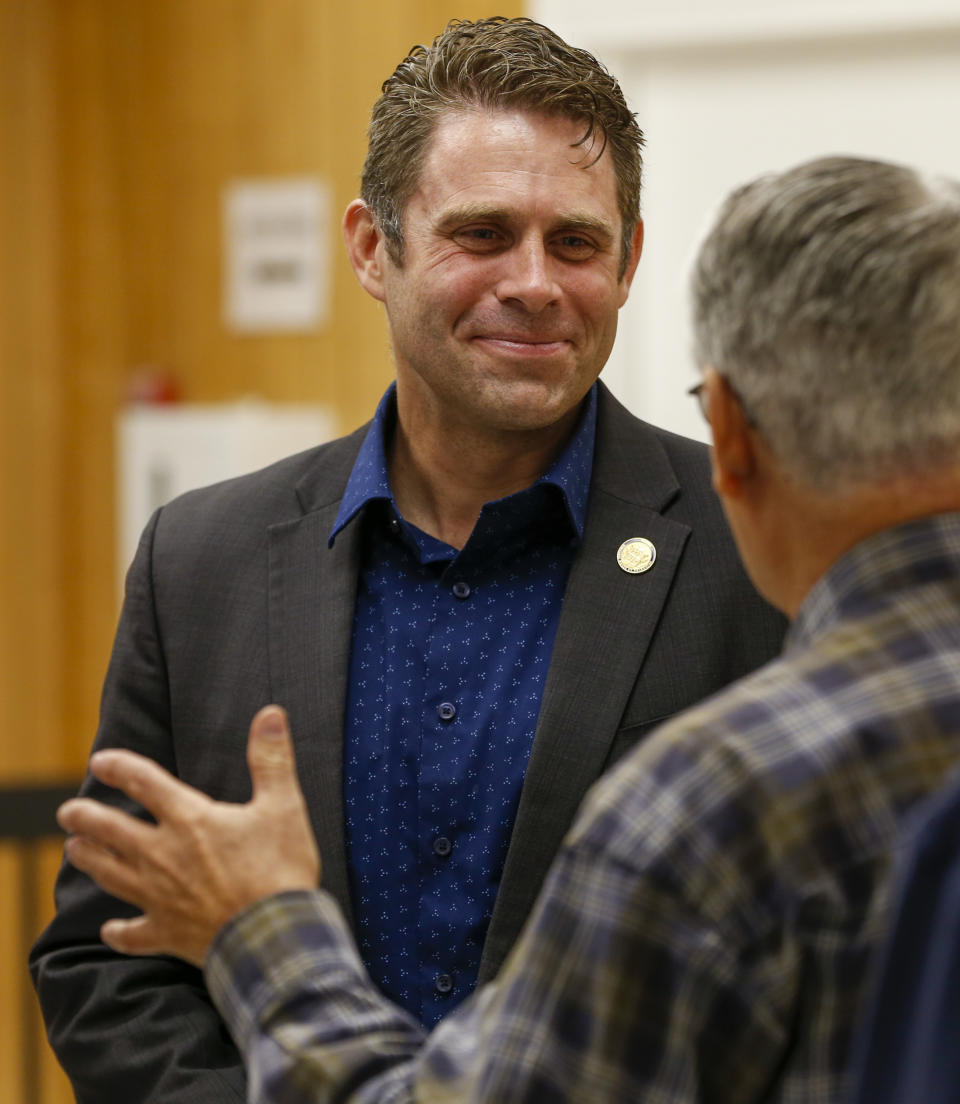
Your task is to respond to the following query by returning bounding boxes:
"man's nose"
[494,239,561,312]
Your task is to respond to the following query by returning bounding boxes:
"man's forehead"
[411,107,619,212]
[425,104,608,163]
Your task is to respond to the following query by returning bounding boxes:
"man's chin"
[469,381,591,434]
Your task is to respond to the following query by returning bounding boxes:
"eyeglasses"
[687,376,756,426]
[686,381,709,420]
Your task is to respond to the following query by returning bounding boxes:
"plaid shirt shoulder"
[207,514,960,1103]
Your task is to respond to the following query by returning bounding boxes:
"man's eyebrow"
[435,204,617,242]
[434,204,512,231]
[553,214,617,243]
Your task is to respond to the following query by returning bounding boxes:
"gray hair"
[691,155,960,491]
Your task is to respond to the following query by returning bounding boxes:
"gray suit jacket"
[31,384,786,1101]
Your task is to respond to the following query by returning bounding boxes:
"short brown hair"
[361,17,644,275]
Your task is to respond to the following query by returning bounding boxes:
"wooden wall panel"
[57,0,139,773]
[57,0,522,769]
[0,846,25,1103]
[0,0,65,780]
[0,840,73,1104]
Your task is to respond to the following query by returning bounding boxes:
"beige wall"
[1,1,519,1096]
[534,0,960,438]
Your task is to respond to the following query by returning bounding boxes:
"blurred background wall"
[533,0,960,440]
[3,0,959,1098]
[0,2,519,1099]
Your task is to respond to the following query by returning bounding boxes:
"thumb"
[247,705,299,800]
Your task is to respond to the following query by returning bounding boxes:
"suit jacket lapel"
[479,386,691,979]
[266,429,366,924]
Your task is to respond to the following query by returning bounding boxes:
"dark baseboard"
[0,782,83,840]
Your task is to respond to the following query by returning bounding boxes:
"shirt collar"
[787,511,960,650]
[329,382,598,547]
[329,386,397,545]
[535,383,596,538]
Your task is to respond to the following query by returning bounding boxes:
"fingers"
[247,705,300,800]
[87,748,205,822]
[100,915,165,957]
[58,797,156,862]
[63,833,150,909]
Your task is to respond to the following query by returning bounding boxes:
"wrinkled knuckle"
[177,807,211,846]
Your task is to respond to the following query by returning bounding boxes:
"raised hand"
[57,705,320,967]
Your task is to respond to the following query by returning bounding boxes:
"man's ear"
[342,200,388,303]
[706,368,756,499]
[617,218,644,306]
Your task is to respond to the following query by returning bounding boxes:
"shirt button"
[438,702,457,721]
[434,973,454,995]
[452,580,471,599]
[433,836,452,857]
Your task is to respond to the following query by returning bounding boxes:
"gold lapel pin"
[617,537,657,574]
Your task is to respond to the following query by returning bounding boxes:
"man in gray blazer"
[31,17,784,1101]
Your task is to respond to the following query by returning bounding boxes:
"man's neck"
[753,466,960,620]
[388,408,580,550]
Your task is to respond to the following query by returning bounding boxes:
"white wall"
[532,0,960,442]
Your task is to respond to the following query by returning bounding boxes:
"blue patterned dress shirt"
[329,384,596,1026]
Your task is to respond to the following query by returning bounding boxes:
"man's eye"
[557,235,596,256]
[453,227,501,247]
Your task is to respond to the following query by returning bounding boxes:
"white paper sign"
[224,177,332,332]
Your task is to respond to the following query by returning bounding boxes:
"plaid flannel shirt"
[206,513,960,1103]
